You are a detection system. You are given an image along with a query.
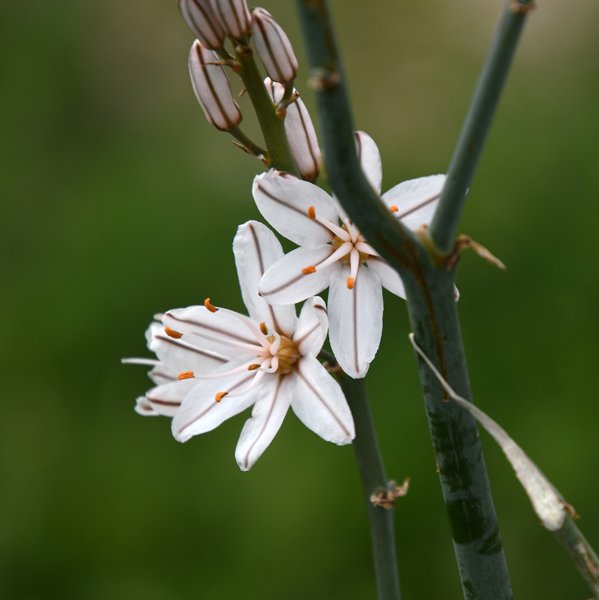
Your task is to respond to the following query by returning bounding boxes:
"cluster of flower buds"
[180,0,320,181]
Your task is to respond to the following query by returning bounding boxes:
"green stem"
[234,44,298,174]
[554,517,599,598]
[340,377,401,600]
[429,0,534,254]
[402,267,513,599]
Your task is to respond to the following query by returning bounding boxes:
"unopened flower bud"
[189,40,242,131]
[211,0,251,40]
[251,8,298,84]
[179,0,226,50]
[265,78,321,181]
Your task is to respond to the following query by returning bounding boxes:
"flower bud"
[265,78,321,181]
[179,0,226,50]
[210,0,251,40]
[189,40,242,131]
[251,8,298,84]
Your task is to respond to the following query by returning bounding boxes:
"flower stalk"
[340,376,401,600]
[429,0,534,254]
[233,43,298,174]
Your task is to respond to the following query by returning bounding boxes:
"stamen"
[204,297,218,313]
[302,265,317,274]
[346,277,355,289]
[316,241,353,271]
[248,363,261,371]
[177,371,195,380]
[355,241,378,257]
[215,391,228,403]
[307,205,316,219]
[260,321,268,335]
[314,213,350,241]
[165,326,183,339]
[349,248,360,282]
[389,205,399,212]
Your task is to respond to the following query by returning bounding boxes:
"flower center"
[331,224,370,263]
[266,334,300,375]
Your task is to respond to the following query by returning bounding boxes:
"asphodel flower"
[129,221,354,470]
[265,77,320,182]
[188,40,242,131]
[251,8,298,84]
[253,132,446,378]
[179,0,226,50]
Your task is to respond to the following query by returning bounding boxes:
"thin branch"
[340,377,401,600]
[429,0,534,254]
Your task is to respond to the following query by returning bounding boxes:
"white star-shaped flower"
[128,221,354,470]
[252,131,446,379]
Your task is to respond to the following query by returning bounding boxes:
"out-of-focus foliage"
[1,1,598,598]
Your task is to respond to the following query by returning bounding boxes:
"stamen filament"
[355,241,378,257]
[315,242,352,271]
[349,248,360,282]
[312,210,350,240]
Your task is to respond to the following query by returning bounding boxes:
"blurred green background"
[2,1,599,598]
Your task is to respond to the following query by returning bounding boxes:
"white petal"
[233,221,297,336]
[135,396,160,416]
[251,9,298,83]
[210,0,251,39]
[292,355,354,444]
[148,365,176,385]
[179,0,225,50]
[235,375,293,470]
[259,245,336,305]
[293,296,328,356]
[252,171,339,247]
[172,363,265,442]
[146,378,199,417]
[163,306,261,358]
[146,322,229,376]
[189,41,241,131]
[354,131,382,195]
[382,174,446,230]
[367,258,406,299]
[328,265,383,379]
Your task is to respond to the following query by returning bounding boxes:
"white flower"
[253,132,446,379]
[140,221,354,471]
[179,0,226,50]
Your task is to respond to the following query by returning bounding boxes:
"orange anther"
[389,205,399,213]
[247,363,261,371]
[165,326,183,339]
[307,206,316,219]
[177,371,195,380]
[215,391,228,403]
[346,276,355,289]
[302,265,317,274]
[204,297,218,313]
[259,321,268,335]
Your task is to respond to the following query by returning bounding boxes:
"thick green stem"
[402,267,513,599]
[554,517,599,598]
[340,377,401,600]
[429,0,534,254]
[296,1,513,597]
[234,44,298,173]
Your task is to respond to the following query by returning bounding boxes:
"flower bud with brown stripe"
[188,40,242,131]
